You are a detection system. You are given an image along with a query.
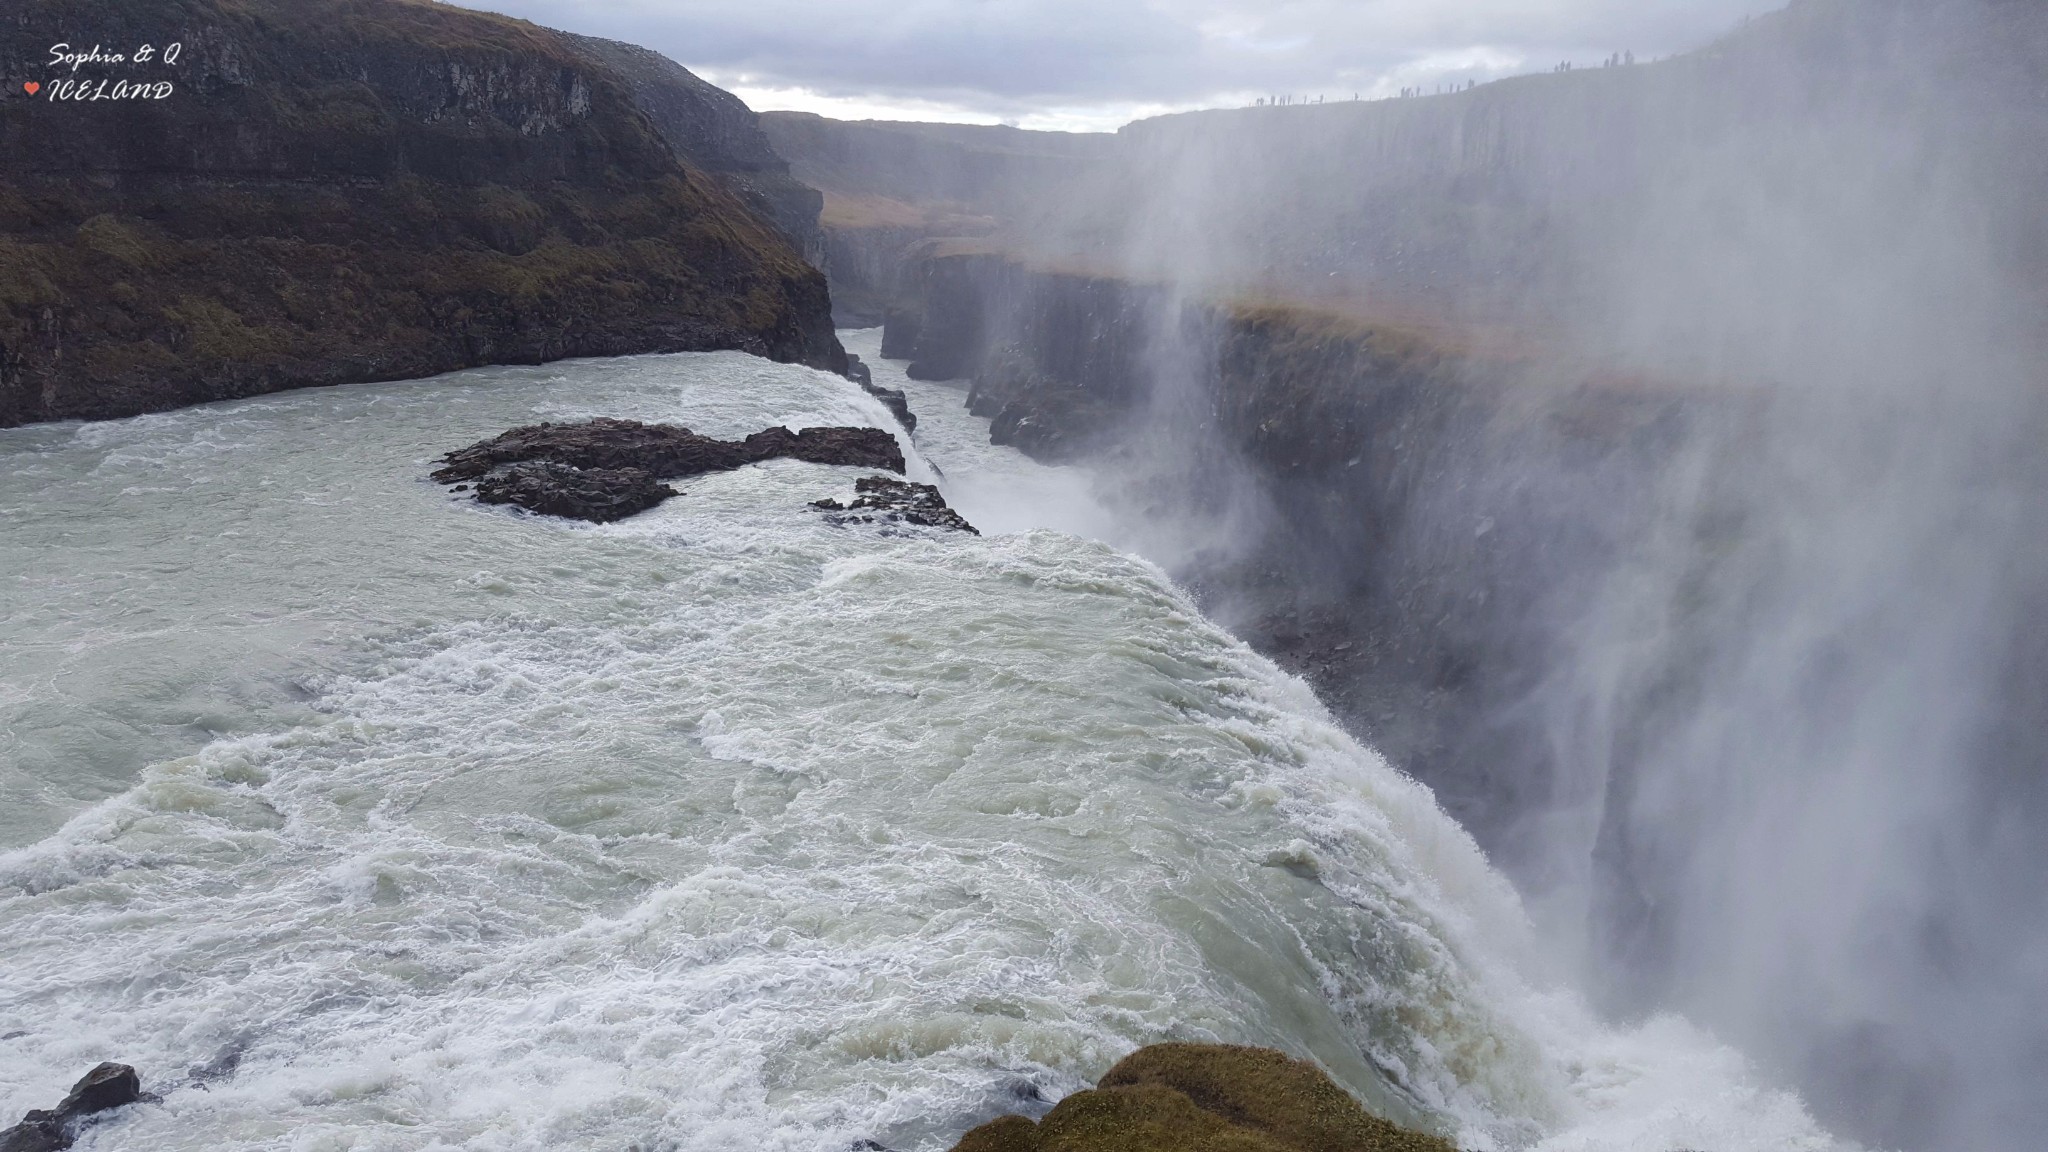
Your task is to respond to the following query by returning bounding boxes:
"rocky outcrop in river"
[433,417,911,522]
[0,0,843,428]
[812,476,977,534]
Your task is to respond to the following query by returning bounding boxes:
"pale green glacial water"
[0,330,1844,1152]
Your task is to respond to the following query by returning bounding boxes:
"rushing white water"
[0,331,1846,1152]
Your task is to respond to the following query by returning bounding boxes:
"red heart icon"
[23,82,39,96]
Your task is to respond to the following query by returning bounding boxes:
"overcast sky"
[475,0,1778,132]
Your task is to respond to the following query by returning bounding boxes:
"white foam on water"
[0,342,1850,1151]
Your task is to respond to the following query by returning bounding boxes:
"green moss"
[85,339,180,378]
[955,1115,1041,1152]
[948,1044,1460,1152]
[162,297,290,362]
[0,240,63,308]
[77,215,173,271]
[470,186,549,255]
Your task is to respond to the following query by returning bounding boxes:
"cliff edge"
[0,0,844,427]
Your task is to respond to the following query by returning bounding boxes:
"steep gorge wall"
[565,35,826,267]
[0,0,843,427]
[760,113,1114,326]
[885,251,1690,857]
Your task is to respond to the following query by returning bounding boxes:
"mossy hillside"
[0,0,841,426]
[949,1044,1461,1152]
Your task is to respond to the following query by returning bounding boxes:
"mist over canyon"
[777,3,2048,1149]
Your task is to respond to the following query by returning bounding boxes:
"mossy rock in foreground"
[950,1044,1459,1152]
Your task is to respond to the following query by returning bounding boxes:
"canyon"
[770,3,2048,1147]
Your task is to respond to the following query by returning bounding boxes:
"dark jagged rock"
[945,1044,1454,1152]
[843,354,917,431]
[812,477,978,535]
[965,345,1123,463]
[880,308,925,360]
[473,461,679,522]
[740,426,907,474]
[0,0,843,428]
[434,418,905,522]
[434,418,903,484]
[867,386,918,433]
[859,385,919,434]
[0,1063,145,1152]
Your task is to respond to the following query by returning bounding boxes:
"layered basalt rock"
[947,1044,1454,1152]
[0,0,843,428]
[433,417,906,522]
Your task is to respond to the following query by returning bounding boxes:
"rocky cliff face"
[883,251,1691,860]
[1094,0,2048,323]
[563,34,826,268]
[759,113,1112,325]
[881,5,2048,1142]
[0,0,843,427]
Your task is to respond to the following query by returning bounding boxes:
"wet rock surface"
[847,354,919,432]
[863,384,919,433]
[435,418,906,522]
[813,477,978,534]
[473,462,680,523]
[435,418,904,483]
[0,1063,146,1152]
[946,1044,1453,1152]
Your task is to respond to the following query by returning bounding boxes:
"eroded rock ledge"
[947,1044,1455,1152]
[847,354,919,432]
[434,417,944,524]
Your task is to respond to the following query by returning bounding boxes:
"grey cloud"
[476,0,1773,120]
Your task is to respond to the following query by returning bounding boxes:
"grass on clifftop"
[950,1044,1460,1152]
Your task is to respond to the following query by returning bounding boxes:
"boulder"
[0,1063,145,1152]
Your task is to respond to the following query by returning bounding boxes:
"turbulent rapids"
[0,334,1839,1151]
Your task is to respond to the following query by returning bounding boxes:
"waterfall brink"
[0,341,1841,1151]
